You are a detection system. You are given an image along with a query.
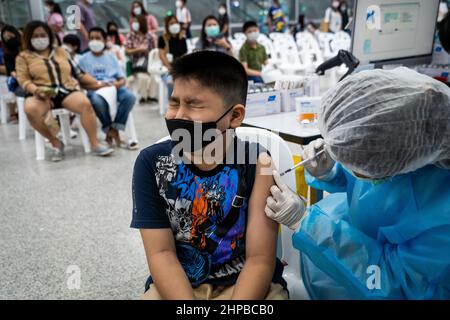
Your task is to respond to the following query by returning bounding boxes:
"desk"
[243,112,322,145]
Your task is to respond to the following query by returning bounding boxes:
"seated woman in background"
[44,0,64,44]
[129,1,159,47]
[106,31,126,69]
[195,15,233,55]
[158,15,187,98]
[106,21,126,46]
[125,14,155,104]
[15,21,114,161]
[1,24,23,122]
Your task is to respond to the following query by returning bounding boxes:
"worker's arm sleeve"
[294,206,450,299]
[305,163,350,193]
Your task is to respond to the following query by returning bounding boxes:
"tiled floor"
[0,102,167,299]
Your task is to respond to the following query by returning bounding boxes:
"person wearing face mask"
[338,0,352,31]
[105,33,126,69]
[129,1,159,48]
[175,0,192,39]
[131,51,289,300]
[77,0,97,52]
[1,25,23,122]
[45,0,64,44]
[158,15,188,99]
[324,0,343,33]
[195,16,233,55]
[264,68,450,299]
[15,21,114,161]
[62,34,82,63]
[218,3,230,38]
[239,21,268,84]
[79,27,137,150]
[125,15,155,104]
[267,0,287,33]
[106,21,126,46]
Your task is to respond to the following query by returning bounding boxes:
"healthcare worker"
[265,67,450,299]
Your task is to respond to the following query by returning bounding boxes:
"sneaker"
[51,141,65,162]
[92,144,114,157]
[121,141,139,150]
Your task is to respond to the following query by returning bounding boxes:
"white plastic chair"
[35,109,90,160]
[147,49,169,115]
[155,128,310,300]
[0,76,11,124]
[317,32,335,60]
[186,37,199,53]
[296,32,324,68]
[276,40,306,75]
[330,31,351,53]
[258,33,280,66]
[17,97,30,140]
[0,95,8,124]
[233,32,247,42]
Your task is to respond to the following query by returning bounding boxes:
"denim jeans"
[162,73,173,100]
[87,86,136,133]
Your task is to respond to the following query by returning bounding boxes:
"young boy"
[239,21,268,84]
[131,51,288,300]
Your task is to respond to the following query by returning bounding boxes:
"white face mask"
[133,7,142,15]
[176,1,183,8]
[218,7,226,16]
[31,37,50,51]
[89,40,105,53]
[132,22,140,32]
[247,31,260,42]
[87,0,94,4]
[169,23,181,35]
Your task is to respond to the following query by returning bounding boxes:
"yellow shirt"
[15,47,85,92]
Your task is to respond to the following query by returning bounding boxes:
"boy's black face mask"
[165,106,235,152]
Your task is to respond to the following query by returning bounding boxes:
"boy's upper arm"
[131,149,171,229]
[140,228,176,261]
[246,152,278,260]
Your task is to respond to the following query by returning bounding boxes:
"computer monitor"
[351,0,440,66]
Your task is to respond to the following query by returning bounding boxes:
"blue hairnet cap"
[319,67,450,179]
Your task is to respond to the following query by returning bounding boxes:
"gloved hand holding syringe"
[265,139,335,230]
[280,149,326,176]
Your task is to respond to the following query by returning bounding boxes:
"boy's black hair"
[243,21,258,33]
[438,13,450,54]
[89,27,107,40]
[171,51,248,107]
[63,34,81,53]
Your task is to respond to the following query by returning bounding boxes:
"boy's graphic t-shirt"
[131,139,286,289]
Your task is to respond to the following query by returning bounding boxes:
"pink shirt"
[129,15,159,33]
[47,13,64,42]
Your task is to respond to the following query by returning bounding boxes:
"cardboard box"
[280,87,305,112]
[295,96,322,124]
[245,91,282,118]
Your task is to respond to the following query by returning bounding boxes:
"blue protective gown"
[293,163,450,299]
